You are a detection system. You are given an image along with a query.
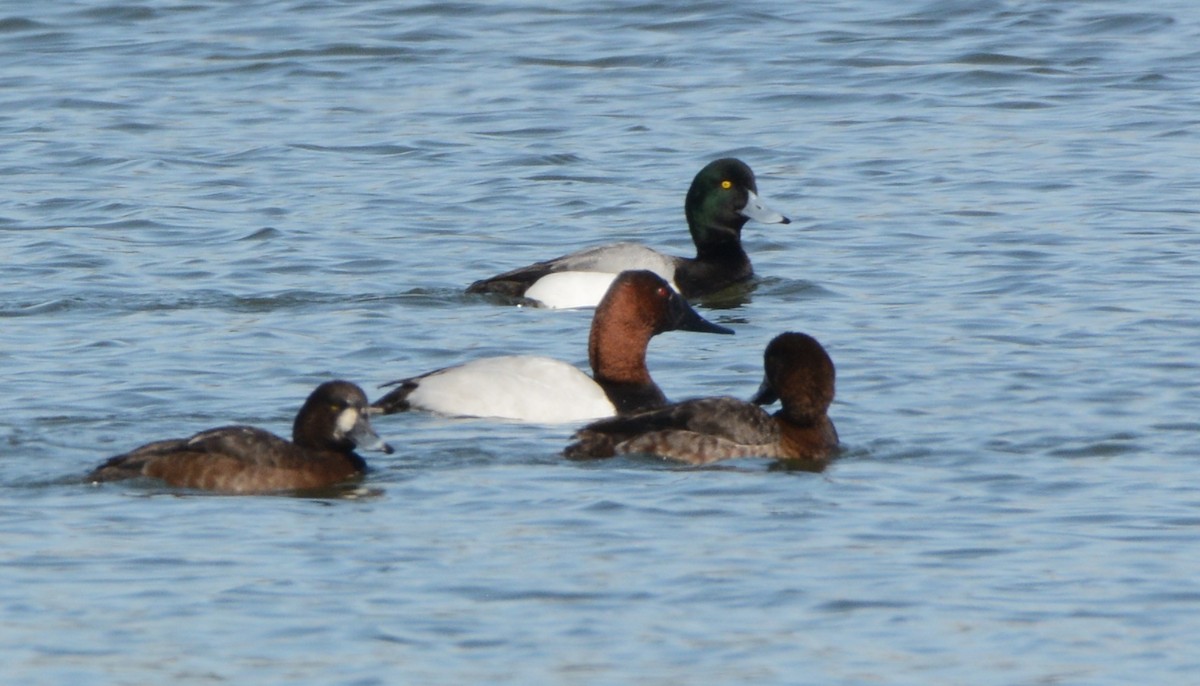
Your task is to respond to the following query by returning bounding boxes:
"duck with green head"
[466,158,791,309]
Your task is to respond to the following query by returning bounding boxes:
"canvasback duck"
[87,381,393,494]
[372,270,733,423]
[466,158,791,308]
[564,332,838,468]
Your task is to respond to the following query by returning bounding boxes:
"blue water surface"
[2,1,1200,684]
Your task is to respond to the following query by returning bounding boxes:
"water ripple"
[4,0,1200,683]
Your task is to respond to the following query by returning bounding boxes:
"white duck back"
[404,355,615,422]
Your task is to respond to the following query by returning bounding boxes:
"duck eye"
[720,180,732,190]
[656,286,669,298]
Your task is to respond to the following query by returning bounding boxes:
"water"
[3,0,1200,683]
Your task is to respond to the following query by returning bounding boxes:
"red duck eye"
[656,286,669,298]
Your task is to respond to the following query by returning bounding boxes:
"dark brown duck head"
[750,332,836,424]
[294,380,394,455]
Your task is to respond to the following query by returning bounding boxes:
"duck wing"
[566,397,777,459]
[467,243,681,297]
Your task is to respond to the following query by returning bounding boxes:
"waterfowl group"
[86,158,841,494]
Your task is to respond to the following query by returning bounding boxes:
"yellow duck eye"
[720,180,732,190]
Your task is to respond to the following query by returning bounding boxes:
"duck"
[564,332,838,468]
[372,270,733,423]
[466,158,791,309]
[87,380,393,494]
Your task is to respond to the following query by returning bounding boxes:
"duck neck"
[776,413,838,460]
[675,240,751,296]
[589,321,653,388]
[588,316,665,414]
[692,222,748,263]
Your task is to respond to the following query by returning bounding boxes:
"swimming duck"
[564,332,838,467]
[373,270,733,423]
[87,380,392,494]
[466,158,791,308]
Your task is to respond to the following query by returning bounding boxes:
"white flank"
[525,271,621,309]
[407,356,616,423]
[524,243,681,309]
